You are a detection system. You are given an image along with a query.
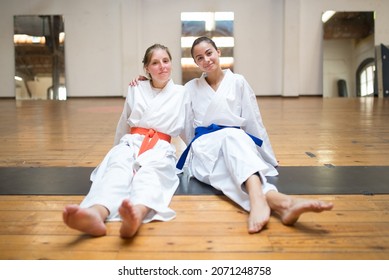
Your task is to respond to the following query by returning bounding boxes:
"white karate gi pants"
[80,135,178,223]
[190,128,278,211]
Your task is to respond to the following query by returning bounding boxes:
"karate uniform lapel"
[201,70,245,127]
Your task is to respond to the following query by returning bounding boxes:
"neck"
[207,68,223,81]
[151,79,169,89]
[205,69,224,90]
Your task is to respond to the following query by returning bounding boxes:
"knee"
[223,128,256,149]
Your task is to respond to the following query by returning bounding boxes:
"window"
[181,12,234,84]
[357,58,375,97]
[360,64,375,96]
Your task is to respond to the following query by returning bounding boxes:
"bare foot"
[119,199,149,238]
[267,193,334,226]
[245,174,271,233]
[280,198,333,225]
[248,195,271,233]
[63,204,107,236]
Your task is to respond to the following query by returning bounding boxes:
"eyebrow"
[150,56,169,62]
[195,48,212,60]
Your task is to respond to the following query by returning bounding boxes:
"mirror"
[14,15,66,100]
[180,12,234,84]
[322,11,375,97]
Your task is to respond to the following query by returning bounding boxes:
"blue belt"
[176,123,263,170]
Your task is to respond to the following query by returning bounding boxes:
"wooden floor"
[0,96,388,260]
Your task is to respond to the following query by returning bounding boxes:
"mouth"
[203,64,214,71]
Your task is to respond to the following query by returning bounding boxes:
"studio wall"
[1,0,388,98]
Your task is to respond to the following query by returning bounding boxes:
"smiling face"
[143,46,172,88]
[191,40,221,73]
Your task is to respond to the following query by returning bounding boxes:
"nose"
[158,61,165,68]
[161,62,170,70]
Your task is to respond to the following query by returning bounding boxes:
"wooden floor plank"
[1,97,389,260]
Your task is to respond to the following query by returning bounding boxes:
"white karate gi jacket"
[81,80,189,222]
[182,69,279,211]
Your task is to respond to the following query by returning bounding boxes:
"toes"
[247,219,267,233]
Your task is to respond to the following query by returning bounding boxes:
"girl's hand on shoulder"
[129,75,148,87]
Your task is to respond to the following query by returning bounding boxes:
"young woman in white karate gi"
[178,37,333,234]
[63,44,188,238]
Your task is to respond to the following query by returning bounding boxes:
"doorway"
[14,15,66,100]
[322,11,375,98]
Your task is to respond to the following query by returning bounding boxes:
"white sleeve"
[240,77,278,166]
[179,92,195,146]
[113,87,133,146]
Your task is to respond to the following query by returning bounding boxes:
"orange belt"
[130,127,171,156]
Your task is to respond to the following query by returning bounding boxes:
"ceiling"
[323,11,375,40]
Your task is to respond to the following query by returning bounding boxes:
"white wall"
[123,0,284,96]
[323,39,354,98]
[1,0,389,98]
[323,35,375,98]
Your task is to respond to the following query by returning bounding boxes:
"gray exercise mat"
[0,166,388,195]
[179,166,389,195]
